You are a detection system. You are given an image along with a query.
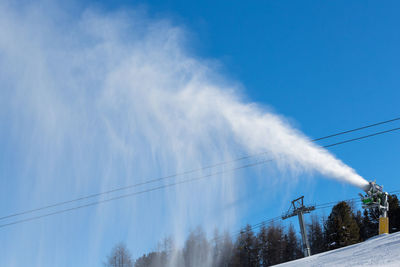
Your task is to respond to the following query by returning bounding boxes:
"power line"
[1,117,399,222]
[0,159,273,228]
[0,156,272,222]
[323,127,400,148]
[0,130,398,228]
[0,123,400,228]
[312,117,400,141]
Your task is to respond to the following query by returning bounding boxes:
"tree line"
[105,194,400,267]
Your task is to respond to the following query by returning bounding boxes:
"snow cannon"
[359,181,389,235]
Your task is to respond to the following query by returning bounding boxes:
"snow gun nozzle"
[363,181,383,195]
[360,180,389,212]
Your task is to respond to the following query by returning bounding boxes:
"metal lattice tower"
[282,196,315,257]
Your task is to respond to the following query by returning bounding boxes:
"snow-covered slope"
[277,232,400,267]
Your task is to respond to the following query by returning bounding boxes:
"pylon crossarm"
[282,196,314,257]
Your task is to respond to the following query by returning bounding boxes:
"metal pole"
[382,192,388,218]
[298,211,311,257]
[379,192,389,234]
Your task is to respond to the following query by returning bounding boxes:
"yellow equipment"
[379,217,389,235]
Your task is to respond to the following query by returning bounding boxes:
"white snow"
[276,232,400,267]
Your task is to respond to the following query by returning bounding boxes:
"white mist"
[0,2,368,266]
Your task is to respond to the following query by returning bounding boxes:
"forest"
[104,194,400,267]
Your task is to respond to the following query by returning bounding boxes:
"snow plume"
[0,1,368,266]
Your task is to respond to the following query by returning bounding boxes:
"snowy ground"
[276,232,400,267]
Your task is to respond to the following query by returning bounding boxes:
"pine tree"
[264,223,284,265]
[183,228,210,267]
[232,225,258,267]
[355,209,375,241]
[212,230,234,267]
[257,225,268,266]
[134,252,166,267]
[283,224,302,262]
[308,216,326,254]
[212,229,222,267]
[220,232,234,267]
[325,201,360,250]
[388,194,400,233]
[362,208,378,239]
[355,210,366,242]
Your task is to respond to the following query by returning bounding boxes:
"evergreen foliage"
[256,225,268,266]
[283,224,302,261]
[308,216,325,254]
[325,201,360,249]
[104,197,400,267]
[359,209,376,240]
[232,225,258,267]
[264,224,284,265]
[183,228,210,267]
[388,194,400,233]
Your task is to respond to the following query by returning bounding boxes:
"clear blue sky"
[1,0,399,266]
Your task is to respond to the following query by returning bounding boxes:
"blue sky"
[0,0,399,266]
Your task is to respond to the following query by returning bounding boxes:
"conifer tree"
[388,194,400,233]
[325,201,360,250]
[256,225,268,266]
[183,228,210,267]
[212,230,234,267]
[283,224,301,261]
[265,224,284,265]
[363,208,379,239]
[308,216,326,254]
[355,210,367,241]
[232,225,258,267]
